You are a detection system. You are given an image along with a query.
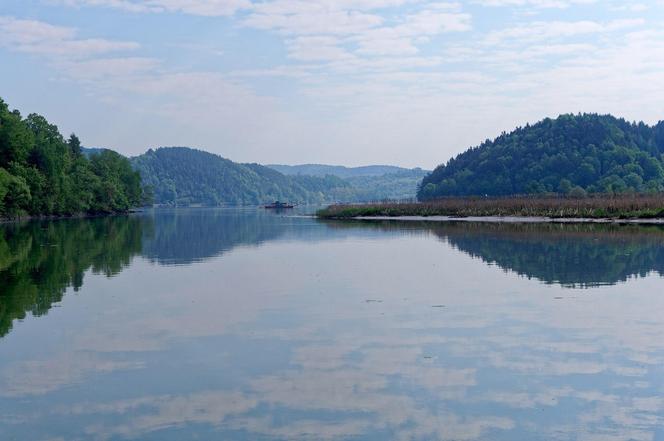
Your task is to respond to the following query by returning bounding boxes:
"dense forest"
[419,114,664,200]
[268,163,418,178]
[327,169,428,202]
[132,147,426,206]
[269,164,428,202]
[0,98,143,218]
[131,147,351,206]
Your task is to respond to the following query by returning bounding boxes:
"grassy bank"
[316,195,664,219]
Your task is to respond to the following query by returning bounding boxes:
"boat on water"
[263,201,295,209]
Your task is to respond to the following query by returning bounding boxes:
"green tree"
[420,114,664,199]
[0,97,142,218]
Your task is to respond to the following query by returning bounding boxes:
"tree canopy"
[0,98,143,218]
[131,147,353,206]
[132,147,428,206]
[268,163,417,178]
[419,114,664,200]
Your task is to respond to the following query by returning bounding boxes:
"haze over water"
[1,208,664,440]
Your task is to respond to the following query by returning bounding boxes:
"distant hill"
[419,114,664,200]
[131,148,427,206]
[80,147,109,157]
[335,168,429,202]
[269,164,429,202]
[131,147,350,206]
[268,163,417,178]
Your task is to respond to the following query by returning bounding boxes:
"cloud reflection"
[3,212,664,440]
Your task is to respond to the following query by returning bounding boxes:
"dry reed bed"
[317,195,664,219]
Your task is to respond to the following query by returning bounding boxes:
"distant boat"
[263,201,295,209]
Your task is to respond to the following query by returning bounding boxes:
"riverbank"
[316,195,664,221]
[323,215,664,224]
[0,210,141,224]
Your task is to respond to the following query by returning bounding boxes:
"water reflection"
[141,208,301,265]
[0,216,144,337]
[140,208,388,265]
[3,213,664,338]
[327,220,664,288]
[2,210,664,440]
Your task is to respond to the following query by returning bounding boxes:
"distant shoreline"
[327,215,664,225]
[316,195,664,222]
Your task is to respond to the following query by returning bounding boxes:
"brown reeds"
[316,194,664,219]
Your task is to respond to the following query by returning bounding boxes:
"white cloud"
[54,0,251,16]
[474,0,597,8]
[242,2,471,60]
[286,36,354,61]
[7,1,664,166]
[243,8,385,36]
[60,57,160,80]
[0,16,139,59]
[354,7,472,55]
[611,2,649,11]
[485,18,645,44]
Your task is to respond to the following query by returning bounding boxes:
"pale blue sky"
[1,0,663,167]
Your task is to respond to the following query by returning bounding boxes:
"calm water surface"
[1,208,664,440]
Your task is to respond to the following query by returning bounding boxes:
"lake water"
[1,208,664,441]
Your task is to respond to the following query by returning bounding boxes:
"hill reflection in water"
[0,216,144,337]
[3,210,664,440]
[323,220,664,288]
[3,210,664,339]
[139,208,391,265]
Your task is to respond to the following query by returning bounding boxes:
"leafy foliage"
[0,98,143,218]
[419,114,664,200]
[268,163,418,178]
[341,169,428,201]
[133,147,428,206]
[131,147,354,206]
[270,164,428,202]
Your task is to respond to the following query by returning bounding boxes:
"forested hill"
[268,164,415,178]
[132,147,429,206]
[269,163,429,202]
[130,147,351,206]
[419,114,664,200]
[0,98,143,218]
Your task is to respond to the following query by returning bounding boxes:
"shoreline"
[331,215,664,225]
[0,210,140,225]
[316,196,664,222]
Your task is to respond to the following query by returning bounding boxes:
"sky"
[1,1,664,168]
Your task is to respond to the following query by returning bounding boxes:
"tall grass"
[316,194,664,219]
